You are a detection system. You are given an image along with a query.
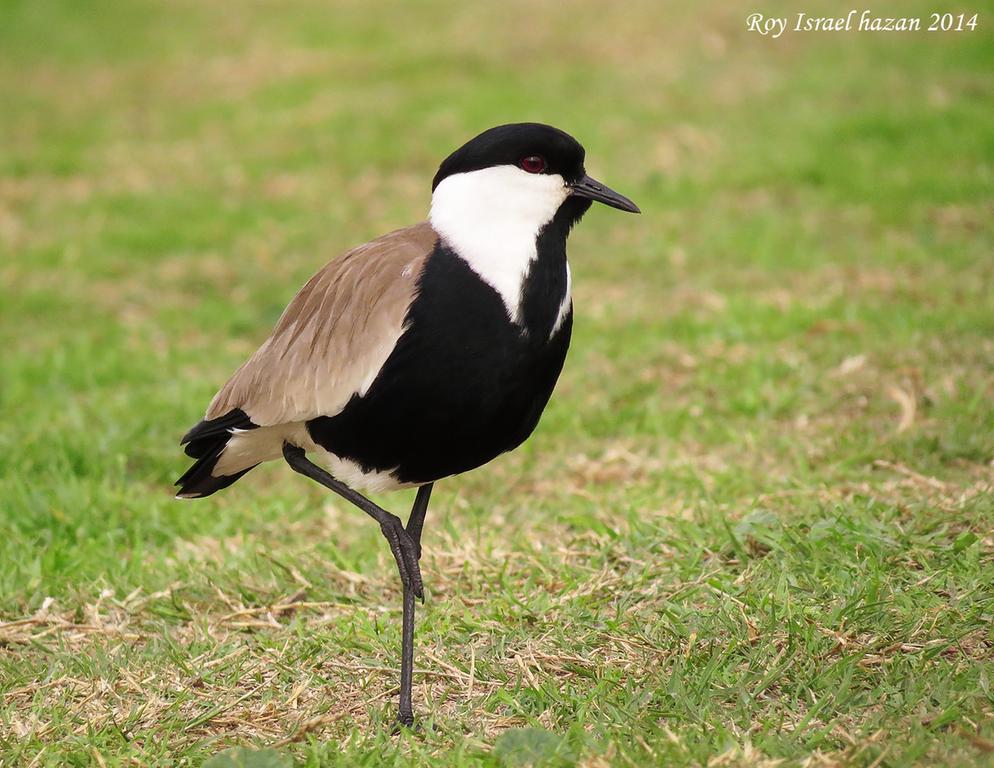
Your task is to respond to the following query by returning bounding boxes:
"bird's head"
[429,123,639,241]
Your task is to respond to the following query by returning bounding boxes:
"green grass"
[1,0,993,765]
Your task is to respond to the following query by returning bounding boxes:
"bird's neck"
[519,197,589,337]
[429,170,585,329]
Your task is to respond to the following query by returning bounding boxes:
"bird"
[175,122,639,726]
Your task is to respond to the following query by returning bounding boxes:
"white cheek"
[429,166,569,323]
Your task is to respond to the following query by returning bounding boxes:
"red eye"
[520,155,546,174]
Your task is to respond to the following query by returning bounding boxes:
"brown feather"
[206,222,438,426]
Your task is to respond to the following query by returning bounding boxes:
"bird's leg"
[282,443,423,599]
[282,443,433,727]
[398,483,433,727]
[406,482,433,558]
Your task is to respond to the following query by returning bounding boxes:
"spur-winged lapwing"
[176,122,639,726]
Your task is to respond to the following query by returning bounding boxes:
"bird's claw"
[381,519,424,601]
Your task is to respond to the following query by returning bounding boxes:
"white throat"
[429,165,570,324]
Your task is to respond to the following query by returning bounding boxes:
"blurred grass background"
[1,0,992,765]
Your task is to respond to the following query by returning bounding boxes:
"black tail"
[175,409,258,499]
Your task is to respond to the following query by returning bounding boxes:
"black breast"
[306,237,573,486]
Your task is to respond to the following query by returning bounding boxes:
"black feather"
[175,408,257,498]
[181,408,254,454]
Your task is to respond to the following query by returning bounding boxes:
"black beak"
[569,174,640,213]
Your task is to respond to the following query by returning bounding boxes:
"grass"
[1,0,992,765]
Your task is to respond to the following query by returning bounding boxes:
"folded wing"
[207,222,438,426]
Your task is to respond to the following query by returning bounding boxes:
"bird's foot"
[393,711,433,735]
[380,517,424,601]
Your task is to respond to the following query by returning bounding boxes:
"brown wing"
[205,222,438,426]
